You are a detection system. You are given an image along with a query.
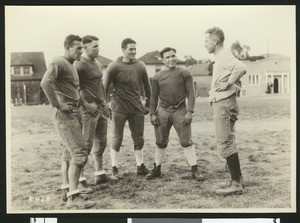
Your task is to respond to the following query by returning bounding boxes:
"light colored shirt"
[209,48,246,102]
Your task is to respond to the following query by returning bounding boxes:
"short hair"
[121,38,136,49]
[64,34,82,48]
[160,47,177,58]
[205,27,225,44]
[82,35,99,45]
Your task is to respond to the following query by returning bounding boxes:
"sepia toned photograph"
[5,5,296,212]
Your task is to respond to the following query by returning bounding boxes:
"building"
[188,63,213,97]
[96,55,113,73]
[241,57,290,96]
[10,53,113,106]
[10,52,47,105]
[138,50,186,78]
[188,57,291,98]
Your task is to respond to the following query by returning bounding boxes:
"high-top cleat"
[137,163,150,176]
[145,163,161,180]
[219,176,245,189]
[66,193,94,210]
[216,181,244,195]
[95,174,110,184]
[191,165,206,181]
[78,180,93,194]
[61,188,68,202]
[111,166,121,180]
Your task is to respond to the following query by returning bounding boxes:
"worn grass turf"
[8,95,292,211]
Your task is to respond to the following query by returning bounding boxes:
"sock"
[79,177,86,182]
[110,149,119,167]
[183,145,197,166]
[60,184,69,190]
[134,150,143,166]
[155,147,166,165]
[226,153,241,182]
[67,189,80,198]
[94,170,106,176]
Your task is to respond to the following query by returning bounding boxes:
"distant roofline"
[243,56,290,63]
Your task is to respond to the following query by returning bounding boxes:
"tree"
[184,55,198,66]
[231,41,250,60]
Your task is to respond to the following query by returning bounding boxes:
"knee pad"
[134,138,144,150]
[93,145,106,156]
[73,155,88,168]
[62,150,71,162]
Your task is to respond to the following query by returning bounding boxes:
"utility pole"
[267,37,269,58]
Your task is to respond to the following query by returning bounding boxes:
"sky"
[5,5,296,66]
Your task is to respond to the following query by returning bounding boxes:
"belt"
[159,98,186,109]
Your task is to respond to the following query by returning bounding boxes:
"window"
[23,66,30,75]
[14,66,21,75]
[248,74,260,86]
[11,66,33,76]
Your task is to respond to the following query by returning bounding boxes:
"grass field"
[8,95,292,211]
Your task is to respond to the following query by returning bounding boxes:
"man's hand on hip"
[216,81,232,92]
[59,102,74,112]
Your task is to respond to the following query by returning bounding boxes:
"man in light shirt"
[204,27,246,195]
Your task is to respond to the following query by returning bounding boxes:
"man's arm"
[184,70,195,125]
[216,55,247,92]
[103,62,114,100]
[141,63,151,108]
[40,63,61,108]
[227,56,247,85]
[185,70,196,113]
[149,77,160,125]
[149,77,159,115]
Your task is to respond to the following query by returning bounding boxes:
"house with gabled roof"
[10,52,48,105]
[96,55,113,72]
[138,50,186,78]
